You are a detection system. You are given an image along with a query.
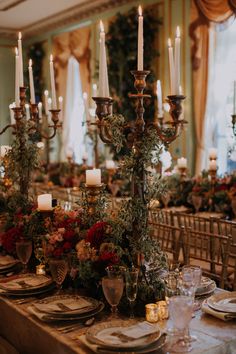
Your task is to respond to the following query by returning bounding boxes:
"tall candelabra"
[93,70,186,240]
[0,87,61,198]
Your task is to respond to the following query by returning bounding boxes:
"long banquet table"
[0,291,236,354]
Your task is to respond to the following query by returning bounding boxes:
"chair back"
[176,212,213,233]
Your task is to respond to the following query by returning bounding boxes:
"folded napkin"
[33,297,91,313]
[0,275,49,290]
[201,300,236,321]
[0,255,17,267]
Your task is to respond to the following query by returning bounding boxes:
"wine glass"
[49,258,68,293]
[182,265,202,309]
[168,295,194,352]
[161,192,171,209]
[125,267,139,318]
[164,271,179,303]
[192,195,202,213]
[16,240,32,273]
[102,276,124,318]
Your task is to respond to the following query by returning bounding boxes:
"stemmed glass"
[16,240,32,273]
[49,258,68,293]
[124,267,139,318]
[192,195,202,213]
[102,276,124,318]
[168,295,194,352]
[182,265,202,310]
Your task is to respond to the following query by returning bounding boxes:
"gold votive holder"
[36,264,46,275]
[145,303,159,323]
[156,300,169,320]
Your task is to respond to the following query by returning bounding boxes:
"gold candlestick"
[84,184,104,216]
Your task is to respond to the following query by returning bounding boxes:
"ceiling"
[0,0,132,39]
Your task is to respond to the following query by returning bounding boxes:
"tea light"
[37,194,52,210]
[86,169,101,186]
[145,303,159,323]
[36,264,46,275]
[156,300,169,320]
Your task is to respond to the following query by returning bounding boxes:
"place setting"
[0,254,20,275]
[201,291,236,321]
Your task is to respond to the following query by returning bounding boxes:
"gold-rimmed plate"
[33,295,100,316]
[86,320,161,351]
[0,274,53,294]
[196,278,216,297]
[207,292,236,313]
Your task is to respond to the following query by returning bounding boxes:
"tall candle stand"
[0,87,61,198]
[93,70,186,243]
[84,183,105,216]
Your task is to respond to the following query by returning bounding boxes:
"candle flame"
[25,103,29,109]
[15,47,18,56]
[100,20,104,33]
[50,54,53,62]
[38,102,42,107]
[44,90,49,96]
[83,92,88,100]
[29,58,32,67]
[58,96,63,102]
[138,5,142,16]
[179,85,183,95]
[167,38,172,47]
[176,26,180,38]
[18,32,22,40]
[48,98,52,104]
[92,83,97,90]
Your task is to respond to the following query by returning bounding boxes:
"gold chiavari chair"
[149,209,175,226]
[176,212,213,233]
[183,228,232,289]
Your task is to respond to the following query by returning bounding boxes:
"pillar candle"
[98,21,109,97]
[38,102,42,119]
[168,39,175,95]
[156,80,163,117]
[37,194,52,210]
[137,6,143,70]
[25,104,30,120]
[86,169,101,185]
[15,48,20,107]
[209,148,217,160]
[49,55,57,109]
[209,160,217,171]
[28,59,35,104]
[174,26,181,95]
[44,90,49,115]
[177,157,187,168]
[18,32,24,87]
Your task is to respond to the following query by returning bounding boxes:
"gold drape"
[190,0,236,174]
[52,26,91,101]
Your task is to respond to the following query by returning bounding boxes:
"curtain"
[62,56,86,163]
[189,0,236,174]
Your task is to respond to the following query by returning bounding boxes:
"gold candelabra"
[93,70,186,239]
[84,184,104,216]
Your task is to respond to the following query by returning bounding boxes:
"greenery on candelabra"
[107,7,161,122]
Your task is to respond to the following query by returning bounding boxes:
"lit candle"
[28,59,35,104]
[105,160,115,169]
[38,102,42,119]
[44,90,49,115]
[145,304,159,323]
[209,148,217,160]
[83,92,90,123]
[156,80,163,117]
[137,6,143,71]
[92,83,97,97]
[209,160,217,171]
[168,39,175,95]
[37,194,52,210]
[0,145,11,158]
[18,32,24,87]
[48,98,52,120]
[58,96,63,121]
[174,26,181,95]
[234,81,236,114]
[177,157,187,168]
[98,21,110,97]
[15,48,20,107]
[9,103,15,124]
[86,169,101,185]
[25,104,30,120]
[49,55,57,109]
[36,264,46,275]
[37,142,44,150]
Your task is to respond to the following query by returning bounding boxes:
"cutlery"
[57,317,95,333]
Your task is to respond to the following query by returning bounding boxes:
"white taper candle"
[28,59,35,104]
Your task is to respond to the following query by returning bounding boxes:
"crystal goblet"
[125,267,139,318]
[102,276,124,318]
[16,240,32,274]
[49,258,68,293]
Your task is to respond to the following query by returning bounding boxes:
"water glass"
[16,240,32,273]
[164,271,179,303]
[102,276,124,318]
[49,258,68,292]
[125,267,139,318]
[182,266,202,307]
[168,295,194,352]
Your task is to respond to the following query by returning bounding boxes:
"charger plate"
[86,320,161,351]
[33,295,100,316]
[207,292,236,313]
[196,278,216,297]
[0,274,53,294]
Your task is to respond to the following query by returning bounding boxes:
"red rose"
[0,227,23,255]
[86,222,107,249]
[53,247,64,258]
[99,251,119,265]
[63,242,72,252]
[63,229,75,242]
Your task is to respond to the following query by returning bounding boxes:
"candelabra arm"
[151,121,181,144]
[30,109,61,140]
[96,120,113,144]
[0,124,15,135]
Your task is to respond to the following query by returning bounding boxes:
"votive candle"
[86,169,101,185]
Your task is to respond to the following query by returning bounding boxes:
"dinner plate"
[207,292,236,313]
[0,274,53,294]
[33,294,100,316]
[28,301,104,322]
[0,282,56,297]
[86,320,161,351]
[0,255,19,271]
[196,277,216,296]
